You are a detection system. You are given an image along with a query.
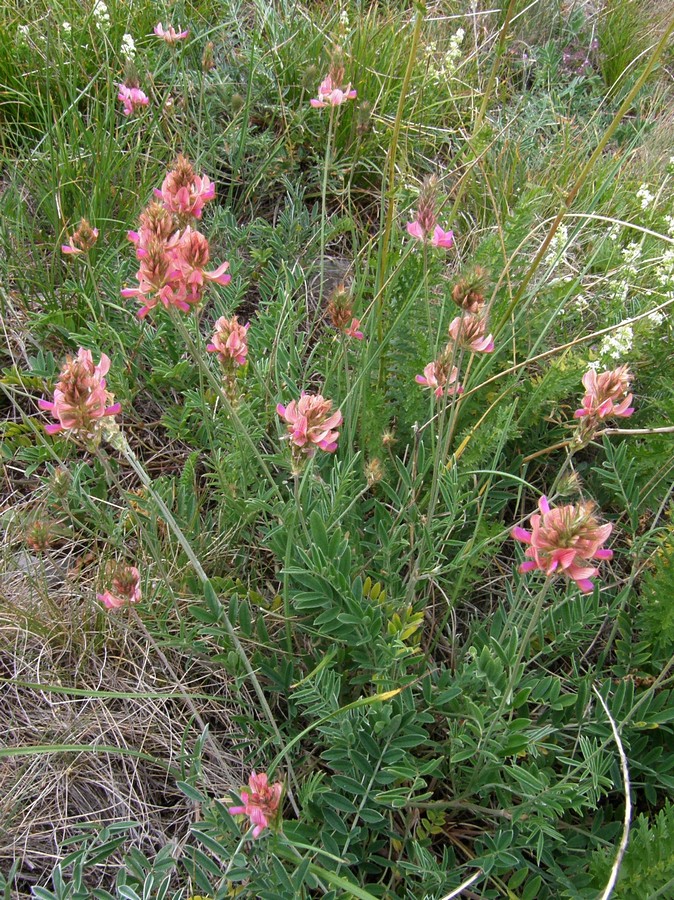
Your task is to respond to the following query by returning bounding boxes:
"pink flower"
[122,209,229,318]
[406,175,454,249]
[228,771,283,839]
[416,359,463,399]
[97,565,141,610]
[448,314,494,353]
[512,495,614,594]
[277,393,343,460]
[344,317,364,340]
[207,316,249,367]
[154,23,189,44]
[154,155,215,221]
[310,73,357,108]
[406,220,454,249]
[62,218,98,256]
[574,366,634,422]
[39,348,121,438]
[117,83,150,116]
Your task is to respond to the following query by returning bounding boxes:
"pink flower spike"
[208,316,249,368]
[117,83,149,116]
[512,497,614,593]
[154,23,189,44]
[448,314,494,354]
[62,219,98,256]
[277,393,343,464]
[310,73,357,109]
[40,348,120,442]
[98,565,141,610]
[575,366,634,433]
[155,155,215,221]
[416,360,463,399]
[227,771,283,839]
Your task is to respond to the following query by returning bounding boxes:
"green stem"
[318,106,335,313]
[376,2,426,385]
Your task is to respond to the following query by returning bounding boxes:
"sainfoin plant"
[3,2,674,899]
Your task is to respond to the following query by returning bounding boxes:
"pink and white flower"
[512,495,613,594]
[207,316,249,367]
[62,218,99,256]
[154,23,189,44]
[98,565,141,610]
[310,73,357,108]
[117,82,149,116]
[344,317,364,340]
[448,314,494,353]
[154,155,215,221]
[406,220,454,249]
[39,348,121,438]
[416,360,463,399]
[277,393,343,459]
[574,366,634,422]
[227,771,283,839]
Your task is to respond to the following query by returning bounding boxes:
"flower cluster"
[207,315,249,401]
[120,33,136,60]
[448,314,494,353]
[423,28,465,84]
[122,159,228,318]
[277,393,342,469]
[92,0,110,28]
[512,496,613,593]
[574,365,634,440]
[636,183,654,210]
[154,23,189,45]
[326,283,364,340]
[118,80,149,116]
[98,564,142,610]
[406,176,453,249]
[154,154,215,222]
[227,771,283,839]
[597,323,633,362]
[417,303,494,400]
[39,348,120,442]
[310,50,357,108]
[62,218,99,256]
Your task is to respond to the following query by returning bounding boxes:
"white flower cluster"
[17,24,30,43]
[121,33,136,60]
[92,1,110,28]
[424,28,465,82]
[656,216,674,290]
[636,183,654,210]
[544,223,569,268]
[340,9,349,27]
[598,324,633,361]
[621,241,641,275]
[62,21,71,34]
[647,309,665,327]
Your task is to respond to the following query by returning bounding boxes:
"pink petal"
[512,526,532,544]
[575,578,595,593]
[45,423,63,434]
[538,496,551,515]
[406,221,424,241]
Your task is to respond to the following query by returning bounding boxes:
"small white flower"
[636,183,654,210]
[575,294,589,311]
[17,24,30,42]
[599,324,633,361]
[340,9,349,27]
[621,241,641,275]
[647,309,665,327]
[120,33,136,60]
[62,21,72,34]
[92,0,110,28]
[544,223,569,268]
[664,215,674,238]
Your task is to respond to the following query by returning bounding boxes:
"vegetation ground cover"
[1,1,674,897]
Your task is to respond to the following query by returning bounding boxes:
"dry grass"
[0,555,246,895]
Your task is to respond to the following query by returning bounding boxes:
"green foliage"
[589,801,674,898]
